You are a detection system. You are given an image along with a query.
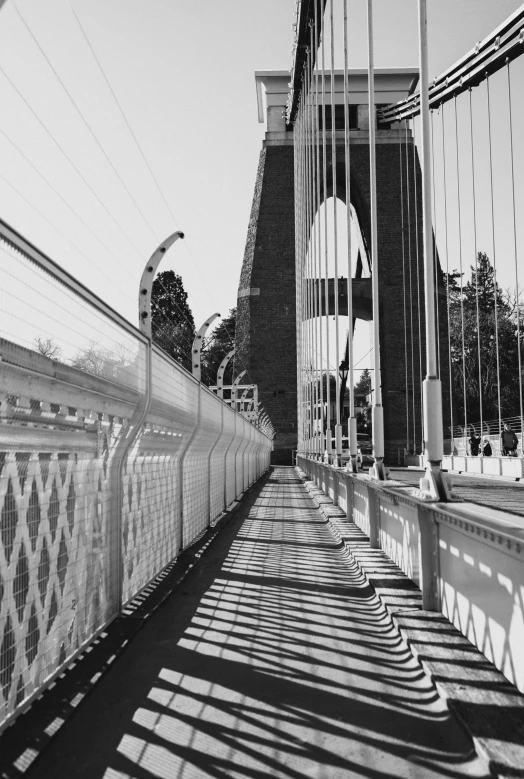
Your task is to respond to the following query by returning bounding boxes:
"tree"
[354,369,372,433]
[151,270,195,371]
[70,341,134,382]
[201,308,236,386]
[34,337,61,361]
[446,252,523,425]
[354,368,372,396]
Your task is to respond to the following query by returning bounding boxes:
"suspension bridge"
[1,1,524,777]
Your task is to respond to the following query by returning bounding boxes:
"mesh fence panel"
[181,389,222,547]
[209,405,234,521]
[0,220,271,730]
[225,412,242,506]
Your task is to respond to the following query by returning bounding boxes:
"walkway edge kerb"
[0,469,271,778]
[295,467,524,778]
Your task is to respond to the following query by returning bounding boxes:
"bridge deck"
[23,467,487,778]
[387,468,524,517]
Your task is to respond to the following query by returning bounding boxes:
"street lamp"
[339,359,349,429]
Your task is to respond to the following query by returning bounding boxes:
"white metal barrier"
[297,455,524,695]
[0,224,271,730]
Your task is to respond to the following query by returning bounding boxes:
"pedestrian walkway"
[25,467,488,779]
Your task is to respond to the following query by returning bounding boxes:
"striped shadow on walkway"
[25,467,488,779]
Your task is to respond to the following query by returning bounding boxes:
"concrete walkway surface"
[25,467,490,779]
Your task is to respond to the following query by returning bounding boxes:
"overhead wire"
[12,1,159,244]
[0,170,128,307]
[2,2,246,398]
[67,0,228,316]
[0,63,148,269]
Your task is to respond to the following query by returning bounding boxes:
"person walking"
[501,423,519,457]
[469,429,481,456]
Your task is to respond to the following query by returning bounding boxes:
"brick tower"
[236,70,449,465]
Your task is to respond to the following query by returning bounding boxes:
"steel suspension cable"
[405,123,417,448]
[310,21,320,456]
[399,133,410,452]
[506,60,524,444]
[329,0,341,459]
[441,104,454,449]
[321,16,331,454]
[298,102,306,448]
[468,88,484,441]
[306,47,314,451]
[453,95,468,443]
[486,75,503,444]
[314,0,325,455]
[412,118,424,451]
[343,0,356,463]
[430,110,441,378]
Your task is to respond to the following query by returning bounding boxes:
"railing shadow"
[10,467,486,779]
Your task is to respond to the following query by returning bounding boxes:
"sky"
[0,0,522,377]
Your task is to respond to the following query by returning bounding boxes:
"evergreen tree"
[354,368,372,396]
[151,270,195,371]
[446,252,523,423]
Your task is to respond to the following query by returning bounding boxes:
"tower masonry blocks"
[237,70,450,464]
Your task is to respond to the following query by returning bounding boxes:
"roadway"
[385,468,524,518]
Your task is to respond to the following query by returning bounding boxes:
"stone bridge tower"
[236,69,449,465]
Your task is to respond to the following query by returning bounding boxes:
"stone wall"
[237,132,450,464]
[236,144,297,465]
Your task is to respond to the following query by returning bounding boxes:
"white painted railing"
[297,455,524,695]
[0,223,271,730]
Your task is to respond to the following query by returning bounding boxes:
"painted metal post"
[179,381,201,551]
[231,370,247,412]
[217,348,235,400]
[418,0,451,500]
[192,313,221,381]
[223,403,236,511]
[139,231,184,338]
[206,392,224,526]
[367,0,386,481]
[109,232,182,611]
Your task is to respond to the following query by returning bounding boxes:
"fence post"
[222,404,235,511]
[418,506,440,610]
[179,381,201,551]
[110,341,151,612]
[345,473,355,522]
[206,396,224,526]
[368,485,381,548]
